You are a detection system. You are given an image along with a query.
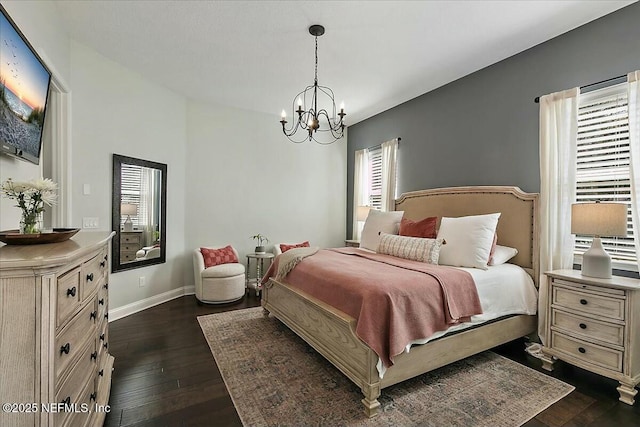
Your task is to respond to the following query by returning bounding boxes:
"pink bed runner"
[262,248,482,368]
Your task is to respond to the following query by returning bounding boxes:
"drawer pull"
[100,333,105,341]
[104,313,109,320]
[60,343,70,355]
[103,283,109,290]
[91,351,98,360]
[61,396,70,405]
[99,298,105,305]
[89,392,97,402]
[87,273,94,282]
[66,286,77,297]
[578,347,586,354]
[103,342,108,349]
[98,369,104,377]
[579,323,587,329]
[100,260,106,268]
[104,254,108,261]
[580,299,588,305]
[90,310,97,321]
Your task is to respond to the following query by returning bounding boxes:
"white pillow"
[360,209,404,252]
[489,245,518,266]
[436,213,501,270]
[377,233,445,264]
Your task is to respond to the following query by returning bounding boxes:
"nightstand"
[345,239,360,248]
[541,269,639,405]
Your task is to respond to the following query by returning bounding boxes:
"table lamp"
[357,205,372,222]
[121,203,138,232]
[571,201,627,279]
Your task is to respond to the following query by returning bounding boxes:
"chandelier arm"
[316,86,344,127]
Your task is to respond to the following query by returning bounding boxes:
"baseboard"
[109,285,195,322]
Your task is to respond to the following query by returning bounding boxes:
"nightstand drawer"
[551,331,623,372]
[551,309,624,346]
[552,287,625,320]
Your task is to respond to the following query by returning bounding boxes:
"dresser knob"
[579,299,588,305]
[578,347,586,354]
[66,287,76,297]
[579,323,587,329]
[60,343,70,355]
[98,369,104,377]
[105,313,109,320]
[89,392,97,402]
[100,333,105,341]
[87,273,94,282]
[90,311,97,320]
[100,260,106,268]
[91,351,98,360]
[99,298,105,305]
[61,396,70,405]
[103,342,108,349]
[103,283,109,290]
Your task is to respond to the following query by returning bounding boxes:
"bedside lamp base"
[581,237,612,279]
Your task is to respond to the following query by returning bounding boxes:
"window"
[367,146,382,210]
[120,164,147,229]
[574,84,636,271]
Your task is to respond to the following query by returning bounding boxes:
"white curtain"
[538,87,580,345]
[628,71,640,269]
[353,149,369,239]
[140,168,158,246]
[381,138,399,212]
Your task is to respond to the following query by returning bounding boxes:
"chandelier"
[280,25,346,144]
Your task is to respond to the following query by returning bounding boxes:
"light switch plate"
[82,217,99,229]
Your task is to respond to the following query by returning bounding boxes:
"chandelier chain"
[314,36,318,84]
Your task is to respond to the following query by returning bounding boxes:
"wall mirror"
[112,154,167,272]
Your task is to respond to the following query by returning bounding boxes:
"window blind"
[368,147,382,210]
[575,84,636,269]
[120,164,143,228]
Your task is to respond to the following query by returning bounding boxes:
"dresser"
[541,269,639,405]
[119,230,143,262]
[0,232,115,427]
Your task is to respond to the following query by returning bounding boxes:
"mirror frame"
[111,154,167,272]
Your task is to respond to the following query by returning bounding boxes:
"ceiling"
[54,0,634,125]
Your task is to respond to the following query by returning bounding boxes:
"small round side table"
[245,252,275,297]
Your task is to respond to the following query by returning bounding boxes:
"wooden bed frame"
[262,186,539,417]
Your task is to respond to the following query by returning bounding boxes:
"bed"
[261,186,539,417]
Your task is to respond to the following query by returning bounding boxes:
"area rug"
[198,308,574,427]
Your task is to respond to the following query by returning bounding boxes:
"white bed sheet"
[377,262,538,377]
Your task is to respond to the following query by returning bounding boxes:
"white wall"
[70,40,187,309]
[185,101,347,287]
[0,0,70,229]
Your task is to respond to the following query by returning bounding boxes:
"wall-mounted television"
[0,4,52,165]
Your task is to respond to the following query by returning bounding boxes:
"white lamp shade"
[121,204,138,216]
[571,202,627,237]
[357,206,371,222]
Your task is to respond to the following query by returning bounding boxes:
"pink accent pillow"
[399,217,437,239]
[280,241,310,253]
[200,246,238,268]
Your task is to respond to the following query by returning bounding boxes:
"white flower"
[30,178,58,193]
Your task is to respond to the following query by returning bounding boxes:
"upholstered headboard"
[395,186,539,286]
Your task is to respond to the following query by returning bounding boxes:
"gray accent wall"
[346,3,640,238]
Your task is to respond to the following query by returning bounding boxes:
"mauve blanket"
[261,248,482,367]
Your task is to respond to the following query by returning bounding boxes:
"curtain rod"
[364,137,401,152]
[534,75,626,103]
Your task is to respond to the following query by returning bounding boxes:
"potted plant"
[251,233,269,254]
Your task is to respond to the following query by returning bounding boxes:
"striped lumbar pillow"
[377,233,445,264]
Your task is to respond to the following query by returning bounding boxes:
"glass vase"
[20,210,43,234]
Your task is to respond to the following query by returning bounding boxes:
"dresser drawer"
[57,267,82,327]
[552,286,625,320]
[56,302,97,380]
[59,373,95,427]
[81,254,104,302]
[550,331,623,372]
[55,338,96,426]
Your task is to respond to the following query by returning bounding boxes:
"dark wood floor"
[103,295,639,427]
